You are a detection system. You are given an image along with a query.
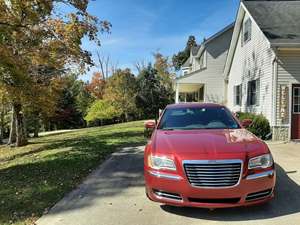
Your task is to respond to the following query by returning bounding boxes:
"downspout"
[271,50,278,140]
[224,78,229,106]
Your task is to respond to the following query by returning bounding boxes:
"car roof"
[166,103,224,109]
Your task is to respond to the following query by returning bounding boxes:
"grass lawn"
[0,121,146,225]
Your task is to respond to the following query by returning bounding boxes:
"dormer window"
[243,18,252,44]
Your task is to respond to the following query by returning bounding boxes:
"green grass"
[0,121,146,225]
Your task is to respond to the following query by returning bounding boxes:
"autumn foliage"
[0,0,110,146]
[86,72,106,99]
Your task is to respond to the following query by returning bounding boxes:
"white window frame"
[234,84,242,106]
[247,79,260,106]
[242,18,252,45]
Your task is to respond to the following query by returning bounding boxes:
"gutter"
[271,43,300,49]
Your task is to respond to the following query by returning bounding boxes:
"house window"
[247,79,260,106]
[234,84,242,106]
[293,87,300,113]
[243,18,252,44]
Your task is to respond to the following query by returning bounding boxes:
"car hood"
[151,129,269,160]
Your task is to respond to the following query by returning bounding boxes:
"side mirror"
[241,119,253,128]
[144,120,156,138]
[145,120,156,129]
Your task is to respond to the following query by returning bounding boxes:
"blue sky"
[81,0,240,81]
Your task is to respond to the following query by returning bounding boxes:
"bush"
[236,112,271,140]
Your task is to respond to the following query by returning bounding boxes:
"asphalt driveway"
[36,142,300,225]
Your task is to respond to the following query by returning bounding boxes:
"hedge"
[236,112,271,140]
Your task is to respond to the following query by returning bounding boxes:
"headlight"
[148,155,176,171]
[248,154,273,169]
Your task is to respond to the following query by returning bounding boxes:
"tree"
[85,100,120,124]
[24,76,62,137]
[74,80,95,117]
[134,60,147,73]
[86,72,106,99]
[136,64,173,120]
[104,69,138,121]
[0,86,9,143]
[172,35,197,71]
[153,52,175,102]
[95,51,120,80]
[50,75,86,130]
[0,0,111,146]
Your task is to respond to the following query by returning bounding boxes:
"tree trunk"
[33,121,39,138]
[0,109,4,144]
[33,112,39,138]
[13,103,28,147]
[8,108,16,145]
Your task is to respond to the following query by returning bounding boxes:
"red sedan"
[144,103,276,208]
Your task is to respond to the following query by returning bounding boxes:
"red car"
[144,103,276,208]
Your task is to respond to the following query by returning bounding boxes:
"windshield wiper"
[161,128,174,131]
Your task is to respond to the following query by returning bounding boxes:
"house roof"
[243,1,300,46]
[191,23,234,58]
[182,58,191,68]
[202,23,235,46]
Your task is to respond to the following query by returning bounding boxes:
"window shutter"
[248,20,252,41]
[256,79,260,106]
[247,81,250,106]
[239,84,242,106]
[234,86,237,105]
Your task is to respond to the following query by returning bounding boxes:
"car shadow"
[161,163,300,221]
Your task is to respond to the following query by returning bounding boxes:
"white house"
[177,1,300,141]
[224,0,300,141]
[175,24,234,104]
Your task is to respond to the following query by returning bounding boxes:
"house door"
[292,84,300,139]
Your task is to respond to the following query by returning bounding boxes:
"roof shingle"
[243,1,300,46]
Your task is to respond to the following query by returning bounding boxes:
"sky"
[81,0,240,81]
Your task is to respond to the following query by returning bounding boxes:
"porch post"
[175,83,179,103]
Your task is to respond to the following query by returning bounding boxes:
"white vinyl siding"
[178,28,233,104]
[275,50,300,125]
[227,13,275,124]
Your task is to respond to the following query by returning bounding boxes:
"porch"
[175,83,204,103]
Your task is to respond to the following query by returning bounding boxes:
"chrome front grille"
[183,160,242,188]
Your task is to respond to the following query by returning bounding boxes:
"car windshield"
[158,106,240,130]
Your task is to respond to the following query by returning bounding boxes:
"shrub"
[236,112,271,140]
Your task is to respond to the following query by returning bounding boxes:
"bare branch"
[134,60,147,73]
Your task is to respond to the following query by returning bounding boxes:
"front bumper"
[145,169,276,208]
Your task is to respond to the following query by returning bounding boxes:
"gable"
[224,2,273,79]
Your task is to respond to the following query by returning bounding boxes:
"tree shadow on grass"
[0,129,146,225]
[1,131,145,163]
[161,164,300,221]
